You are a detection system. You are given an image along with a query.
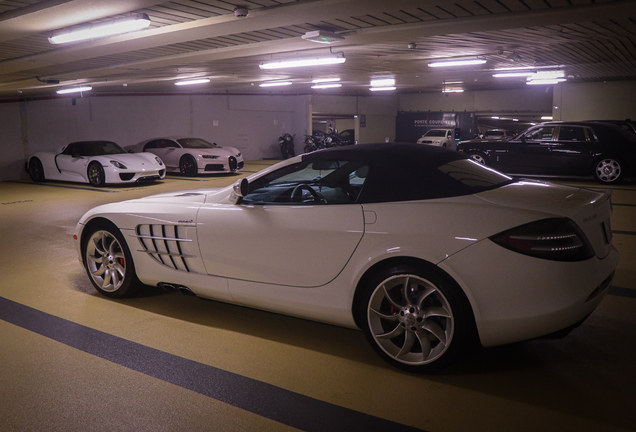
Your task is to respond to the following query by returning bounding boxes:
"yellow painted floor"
[0,163,635,432]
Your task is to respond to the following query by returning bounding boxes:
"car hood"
[103,152,161,167]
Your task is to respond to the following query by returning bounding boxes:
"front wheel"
[180,155,198,177]
[83,222,140,298]
[594,157,622,184]
[358,264,475,373]
[29,158,45,182]
[87,162,105,186]
[467,152,489,166]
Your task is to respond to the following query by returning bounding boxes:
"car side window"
[164,140,179,148]
[241,159,369,205]
[558,126,587,141]
[144,140,160,150]
[523,126,555,141]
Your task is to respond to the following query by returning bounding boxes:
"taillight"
[490,218,594,261]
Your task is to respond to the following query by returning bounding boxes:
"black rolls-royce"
[457,121,636,184]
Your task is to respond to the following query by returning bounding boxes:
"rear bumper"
[440,239,619,347]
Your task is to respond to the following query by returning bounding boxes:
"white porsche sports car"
[28,141,165,187]
[130,137,244,176]
[74,143,618,372]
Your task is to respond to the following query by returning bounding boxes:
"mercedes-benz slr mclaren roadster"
[74,143,618,372]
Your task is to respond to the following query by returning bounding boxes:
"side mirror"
[72,153,81,158]
[231,178,249,203]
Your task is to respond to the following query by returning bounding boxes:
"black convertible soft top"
[301,143,510,203]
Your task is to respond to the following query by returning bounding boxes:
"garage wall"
[552,81,636,121]
[311,94,398,142]
[0,93,311,182]
[399,87,553,113]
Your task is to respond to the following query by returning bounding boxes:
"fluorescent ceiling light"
[311,84,342,89]
[493,65,564,71]
[526,79,566,85]
[312,78,340,83]
[301,30,344,44]
[444,81,463,84]
[442,89,464,93]
[541,116,553,120]
[259,81,292,87]
[369,86,396,91]
[370,78,395,86]
[49,13,151,44]
[56,86,92,94]
[175,78,210,86]
[260,53,345,69]
[493,72,536,77]
[491,116,500,119]
[429,58,486,67]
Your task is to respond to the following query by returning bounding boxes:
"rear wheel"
[468,152,488,166]
[594,157,622,184]
[29,158,44,182]
[180,155,198,176]
[358,263,476,373]
[83,222,140,298]
[87,162,105,186]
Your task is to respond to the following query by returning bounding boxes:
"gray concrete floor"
[0,162,635,432]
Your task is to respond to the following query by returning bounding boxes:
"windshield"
[75,141,126,156]
[177,138,219,149]
[241,159,369,205]
[424,130,447,137]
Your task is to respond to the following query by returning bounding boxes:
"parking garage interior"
[1,1,636,432]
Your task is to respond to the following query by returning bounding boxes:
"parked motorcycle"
[278,133,295,159]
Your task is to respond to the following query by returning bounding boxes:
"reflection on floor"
[1,163,635,432]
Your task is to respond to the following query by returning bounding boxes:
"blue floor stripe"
[609,286,636,298]
[0,296,423,432]
[612,230,636,236]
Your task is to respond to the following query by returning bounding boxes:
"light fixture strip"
[429,58,486,67]
[442,89,464,93]
[311,83,342,89]
[259,81,293,87]
[260,54,345,69]
[49,13,151,44]
[369,86,396,92]
[56,86,92,94]
[175,78,210,86]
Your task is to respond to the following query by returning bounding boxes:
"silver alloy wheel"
[469,153,486,165]
[85,230,126,292]
[595,158,621,183]
[367,274,454,366]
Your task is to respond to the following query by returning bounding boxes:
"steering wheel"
[291,184,327,203]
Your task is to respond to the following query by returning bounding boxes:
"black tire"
[467,151,489,166]
[304,144,315,154]
[87,162,105,187]
[180,154,198,177]
[357,263,476,373]
[29,158,45,182]
[280,144,289,159]
[82,221,141,298]
[593,156,623,184]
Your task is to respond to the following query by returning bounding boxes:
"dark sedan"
[457,121,636,184]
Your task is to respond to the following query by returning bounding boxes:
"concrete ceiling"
[1,0,635,99]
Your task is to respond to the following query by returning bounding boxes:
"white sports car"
[131,137,244,176]
[28,140,165,187]
[74,143,618,372]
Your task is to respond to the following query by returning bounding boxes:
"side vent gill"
[132,224,197,272]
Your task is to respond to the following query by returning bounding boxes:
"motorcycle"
[278,133,295,159]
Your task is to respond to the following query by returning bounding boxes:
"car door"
[144,139,180,168]
[549,125,594,175]
[494,126,554,174]
[196,159,368,287]
[55,142,88,180]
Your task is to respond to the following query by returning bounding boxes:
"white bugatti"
[130,137,244,176]
[74,143,618,372]
[28,140,165,187]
